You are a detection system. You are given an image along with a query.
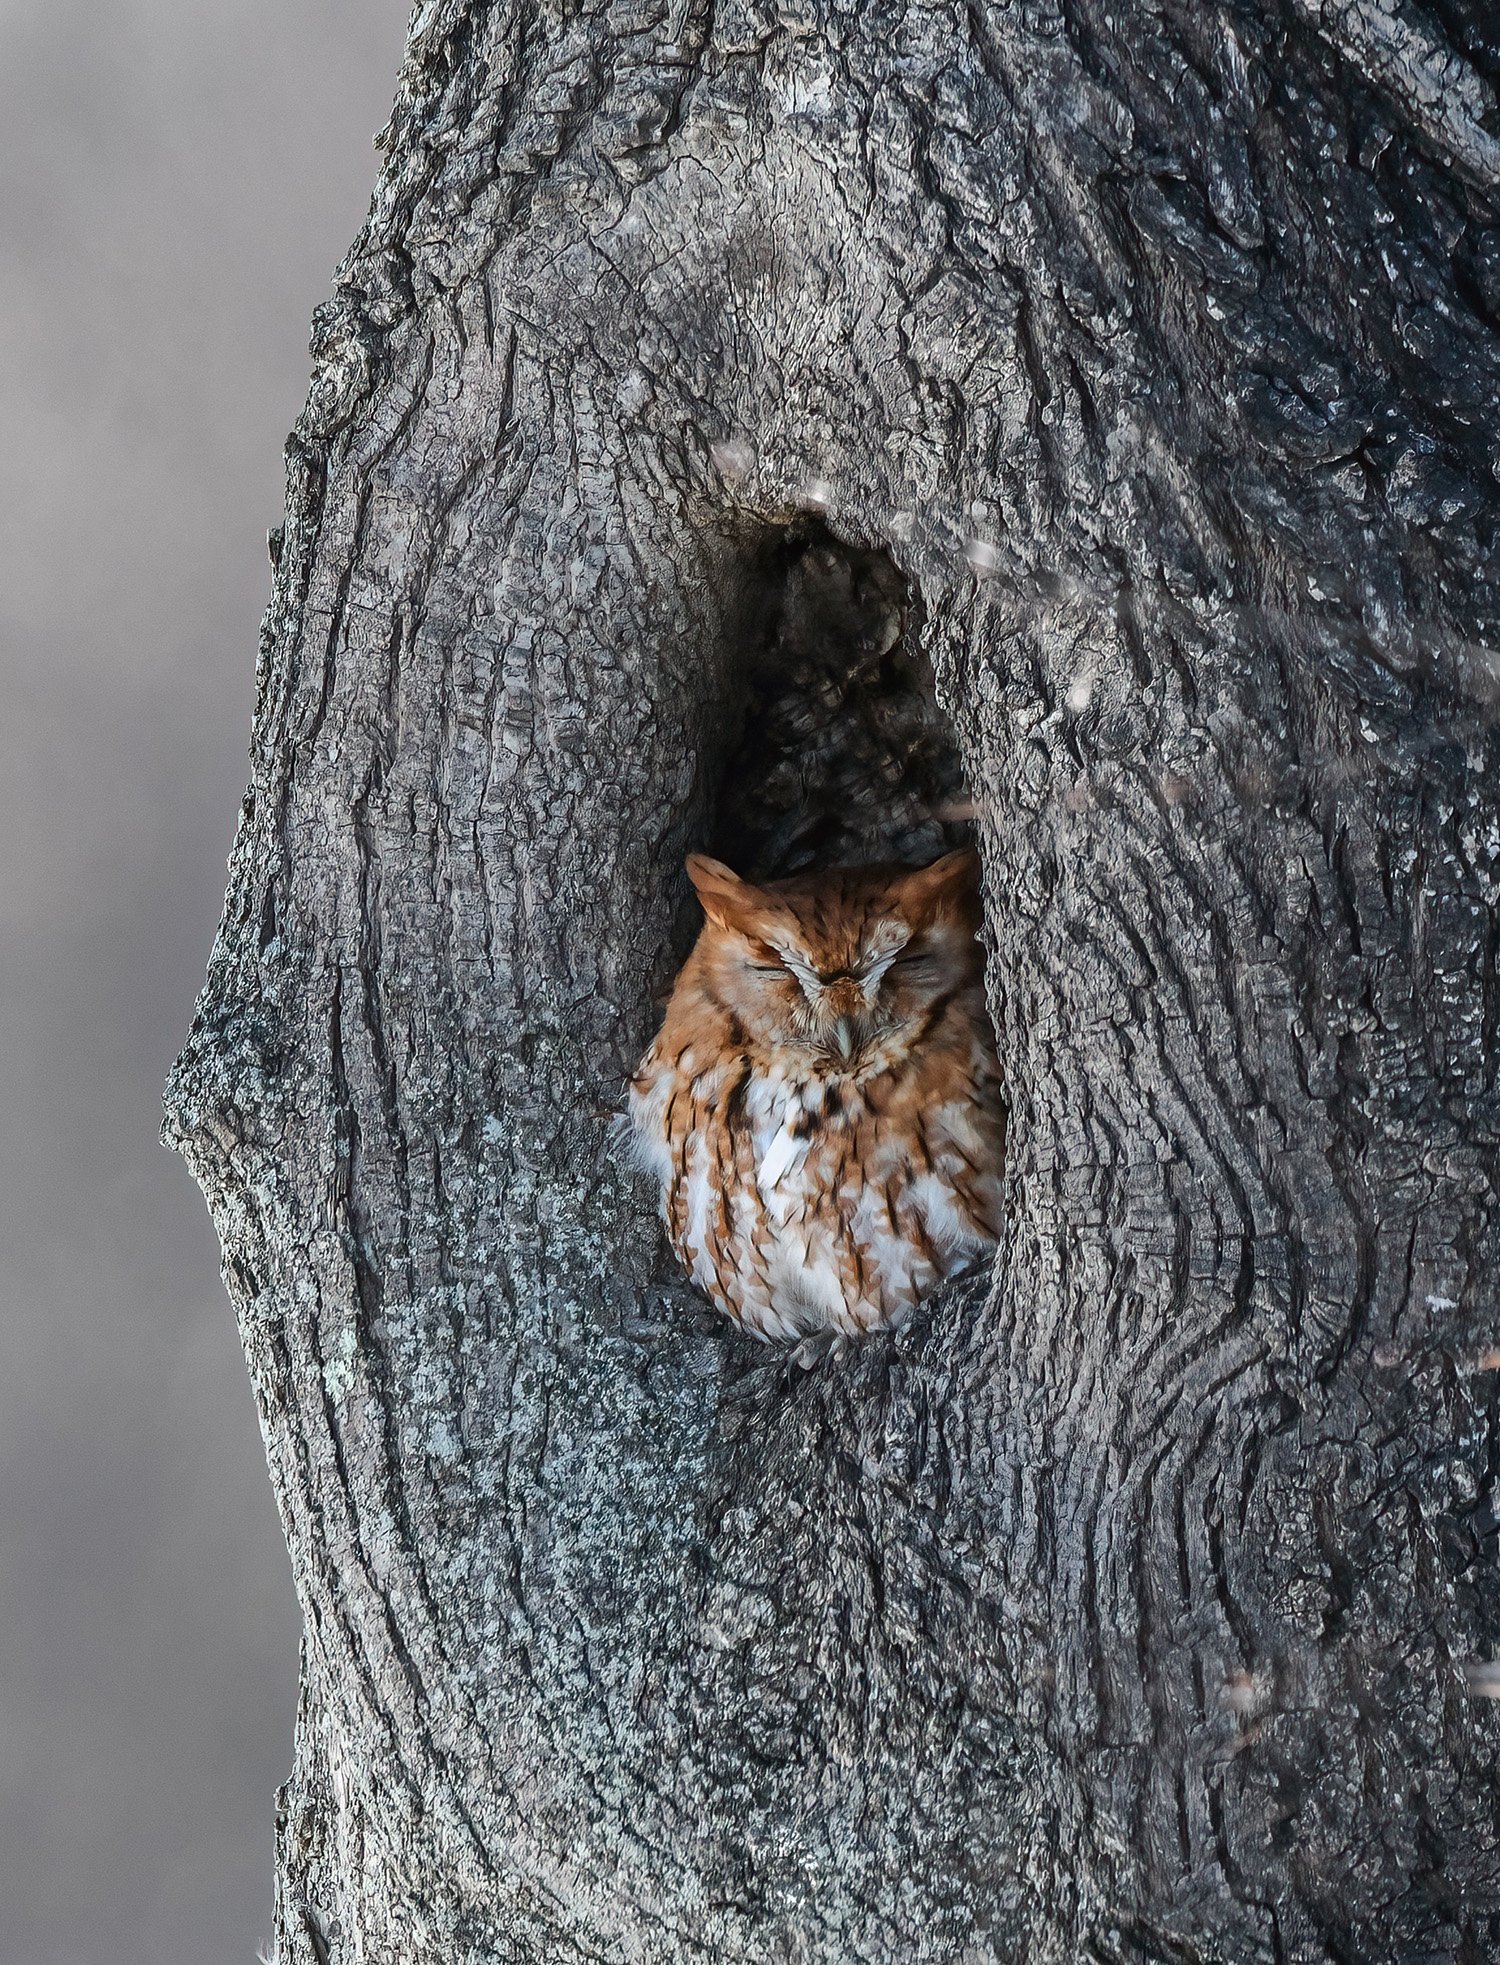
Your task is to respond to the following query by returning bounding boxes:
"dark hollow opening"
[709,520,972,880]
[655,519,1002,1355]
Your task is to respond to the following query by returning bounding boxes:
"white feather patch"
[757,1111,806,1191]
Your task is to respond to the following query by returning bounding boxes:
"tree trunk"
[165,2,1500,1958]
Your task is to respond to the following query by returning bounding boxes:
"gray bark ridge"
[166,1,1500,1959]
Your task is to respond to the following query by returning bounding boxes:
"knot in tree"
[165,3,1500,1959]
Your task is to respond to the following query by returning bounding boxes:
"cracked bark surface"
[165,2,1500,1958]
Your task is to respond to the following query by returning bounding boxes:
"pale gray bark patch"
[167,0,1500,1958]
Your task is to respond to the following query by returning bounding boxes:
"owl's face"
[684,848,984,1074]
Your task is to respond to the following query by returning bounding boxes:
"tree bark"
[166,2,1500,1959]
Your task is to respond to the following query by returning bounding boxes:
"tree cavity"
[709,520,971,880]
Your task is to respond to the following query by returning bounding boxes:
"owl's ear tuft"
[686,853,778,936]
[893,846,981,923]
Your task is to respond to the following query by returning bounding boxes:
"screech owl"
[628,848,1006,1342]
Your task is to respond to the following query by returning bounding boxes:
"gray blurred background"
[0,3,412,1958]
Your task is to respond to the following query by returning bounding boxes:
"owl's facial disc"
[692,849,981,1077]
[746,922,929,1069]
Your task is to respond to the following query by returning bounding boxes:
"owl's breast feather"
[748,1072,813,1203]
[757,1117,806,1192]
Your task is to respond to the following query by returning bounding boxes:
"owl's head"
[684,847,984,1072]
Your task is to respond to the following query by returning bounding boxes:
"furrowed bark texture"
[166,2,1500,1959]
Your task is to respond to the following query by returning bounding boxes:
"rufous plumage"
[629,848,1005,1341]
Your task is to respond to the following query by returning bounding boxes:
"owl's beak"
[833,1017,855,1061]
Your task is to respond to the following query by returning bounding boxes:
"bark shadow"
[709,518,973,878]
